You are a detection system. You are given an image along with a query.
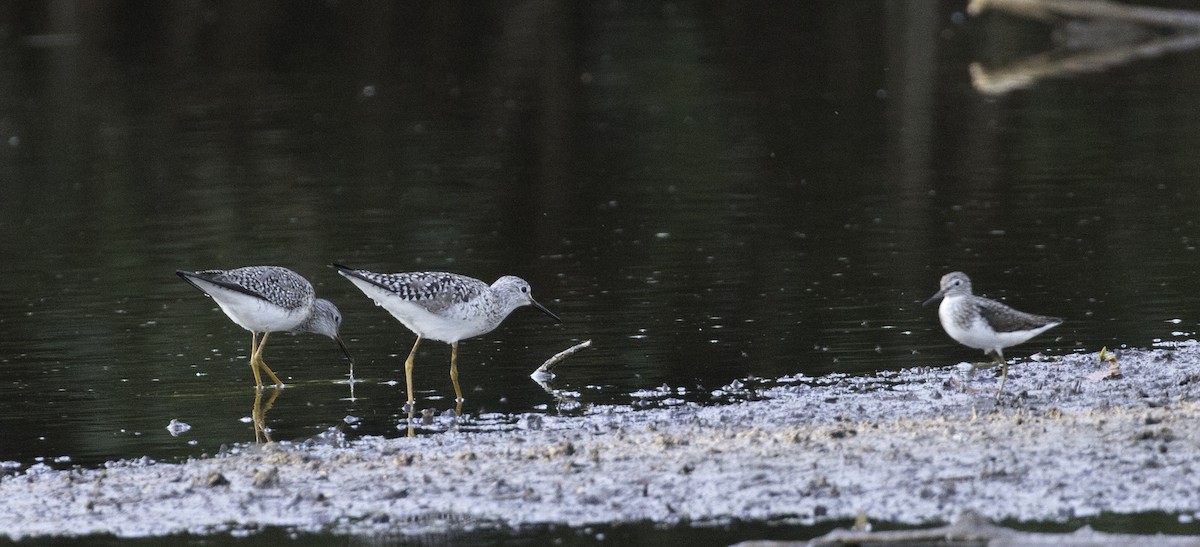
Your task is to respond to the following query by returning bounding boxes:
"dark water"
[6,512,1199,547]
[3,0,1200,540]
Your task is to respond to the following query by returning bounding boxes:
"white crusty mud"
[3,342,1200,540]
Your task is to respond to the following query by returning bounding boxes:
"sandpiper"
[923,271,1062,395]
[178,266,353,389]
[334,264,561,408]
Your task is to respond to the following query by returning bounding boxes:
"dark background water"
[3,0,1200,526]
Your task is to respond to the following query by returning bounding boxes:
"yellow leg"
[252,389,266,443]
[404,399,415,438]
[996,362,1010,398]
[251,388,282,443]
[254,331,284,389]
[993,352,1009,398]
[450,342,464,403]
[249,333,265,390]
[403,336,422,409]
[968,357,999,377]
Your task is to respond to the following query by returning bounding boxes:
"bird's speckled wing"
[973,296,1061,333]
[342,269,486,313]
[190,266,315,311]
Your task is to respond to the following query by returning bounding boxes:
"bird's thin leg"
[249,332,265,390]
[255,331,285,389]
[252,389,265,443]
[969,351,1002,378]
[403,336,423,410]
[404,400,415,438]
[948,376,979,394]
[994,350,1010,398]
[251,387,281,443]
[450,342,464,405]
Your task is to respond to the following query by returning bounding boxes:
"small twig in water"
[531,340,592,380]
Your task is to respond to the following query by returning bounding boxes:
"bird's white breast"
[195,281,307,333]
[938,295,1050,353]
[345,277,492,343]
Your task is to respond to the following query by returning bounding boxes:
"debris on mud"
[2,343,1200,540]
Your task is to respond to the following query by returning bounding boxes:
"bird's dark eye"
[521,286,529,293]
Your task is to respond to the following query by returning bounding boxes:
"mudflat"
[2,344,1199,541]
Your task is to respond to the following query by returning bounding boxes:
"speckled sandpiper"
[333,264,561,407]
[923,271,1062,395]
[178,266,353,389]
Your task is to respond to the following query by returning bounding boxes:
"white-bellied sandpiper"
[178,266,353,389]
[924,271,1062,396]
[333,264,560,408]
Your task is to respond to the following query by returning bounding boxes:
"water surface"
[2,0,1200,502]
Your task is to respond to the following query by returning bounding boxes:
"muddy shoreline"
[2,343,1200,540]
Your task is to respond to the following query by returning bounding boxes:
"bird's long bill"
[921,289,946,307]
[334,335,355,365]
[530,298,562,323]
